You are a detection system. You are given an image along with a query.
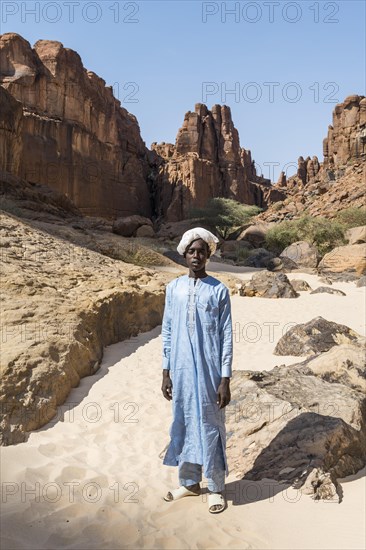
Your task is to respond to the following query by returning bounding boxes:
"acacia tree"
[189,198,261,240]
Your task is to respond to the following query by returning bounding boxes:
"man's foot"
[208,491,226,513]
[164,483,201,502]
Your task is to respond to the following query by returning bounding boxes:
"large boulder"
[280,241,319,268]
[274,316,364,356]
[346,225,366,245]
[318,244,366,276]
[226,360,366,501]
[112,215,153,237]
[237,222,275,247]
[240,272,299,298]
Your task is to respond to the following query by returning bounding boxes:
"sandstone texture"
[318,244,366,276]
[0,207,173,445]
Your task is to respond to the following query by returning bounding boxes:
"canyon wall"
[0,33,151,219]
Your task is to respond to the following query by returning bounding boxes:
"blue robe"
[161,274,233,477]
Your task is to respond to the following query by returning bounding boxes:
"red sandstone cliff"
[0,33,151,219]
[150,103,284,221]
[1,33,364,225]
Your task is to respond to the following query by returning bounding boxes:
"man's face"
[184,239,210,272]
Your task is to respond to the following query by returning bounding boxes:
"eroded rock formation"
[261,95,366,222]
[0,33,151,219]
[150,104,284,221]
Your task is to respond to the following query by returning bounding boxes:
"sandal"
[208,492,226,514]
[164,485,201,502]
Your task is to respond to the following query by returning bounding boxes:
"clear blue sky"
[1,0,365,181]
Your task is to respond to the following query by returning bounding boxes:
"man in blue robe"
[161,228,233,513]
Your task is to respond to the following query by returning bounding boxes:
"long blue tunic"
[161,274,233,477]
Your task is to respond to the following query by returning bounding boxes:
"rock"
[356,275,366,287]
[0,209,172,445]
[243,248,275,268]
[318,244,366,276]
[266,257,283,271]
[241,272,299,298]
[226,362,366,500]
[290,279,312,291]
[0,33,151,219]
[310,286,346,296]
[135,224,155,238]
[297,343,366,393]
[266,256,298,272]
[274,316,364,356]
[346,225,366,245]
[237,222,275,247]
[112,215,153,237]
[280,241,319,268]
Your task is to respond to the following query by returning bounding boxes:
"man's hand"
[162,370,173,401]
[217,377,231,409]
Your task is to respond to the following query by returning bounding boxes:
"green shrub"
[188,198,262,239]
[335,207,366,228]
[265,215,347,257]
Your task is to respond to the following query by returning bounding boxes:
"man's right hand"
[161,370,173,401]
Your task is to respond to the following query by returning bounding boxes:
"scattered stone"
[290,279,312,291]
[274,316,363,356]
[310,286,346,296]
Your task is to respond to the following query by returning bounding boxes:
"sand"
[1,268,365,550]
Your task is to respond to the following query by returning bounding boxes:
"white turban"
[177,227,219,256]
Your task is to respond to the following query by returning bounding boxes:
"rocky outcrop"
[0,206,173,445]
[259,95,366,222]
[226,353,366,500]
[151,104,282,221]
[0,33,151,219]
[274,316,364,356]
[323,95,366,171]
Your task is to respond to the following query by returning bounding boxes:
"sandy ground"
[1,268,365,550]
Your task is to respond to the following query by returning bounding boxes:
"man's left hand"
[217,378,231,409]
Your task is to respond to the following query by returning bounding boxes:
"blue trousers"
[178,443,226,492]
